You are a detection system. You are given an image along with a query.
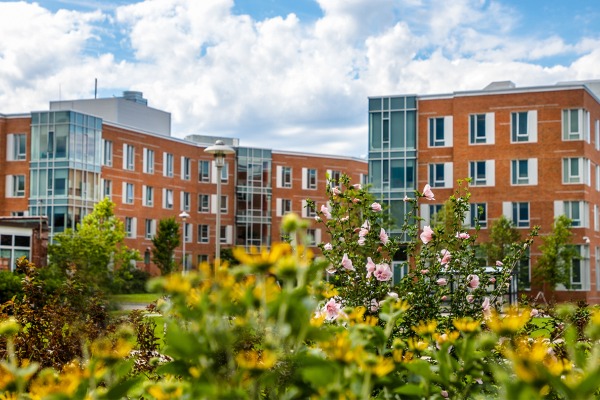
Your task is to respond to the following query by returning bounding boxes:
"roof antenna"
[94,78,98,99]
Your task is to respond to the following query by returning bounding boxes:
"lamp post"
[179,211,190,273]
[204,140,235,273]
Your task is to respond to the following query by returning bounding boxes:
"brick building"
[368,80,600,304]
[0,93,367,274]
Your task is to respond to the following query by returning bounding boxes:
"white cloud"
[1,0,599,157]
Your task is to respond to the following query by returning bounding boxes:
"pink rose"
[436,278,448,286]
[530,309,539,317]
[420,226,434,244]
[456,232,470,239]
[467,295,474,303]
[387,292,398,299]
[314,216,321,222]
[365,257,376,279]
[370,298,380,313]
[323,298,343,321]
[440,249,451,265]
[403,195,410,202]
[352,198,360,204]
[371,202,382,212]
[374,263,393,282]
[357,237,366,246]
[320,205,331,219]
[379,228,389,245]
[341,253,355,271]
[353,184,362,190]
[420,269,429,274]
[423,184,435,201]
[489,277,496,283]
[323,243,332,251]
[467,274,480,289]
[441,390,448,398]
[340,216,349,222]
[496,260,504,267]
[441,295,448,301]
[332,187,341,196]
[482,297,491,319]
[359,228,369,237]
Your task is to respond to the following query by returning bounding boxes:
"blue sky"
[1,0,600,157]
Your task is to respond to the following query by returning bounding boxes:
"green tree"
[152,217,181,275]
[48,198,140,292]
[535,214,579,292]
[482,215,522,264]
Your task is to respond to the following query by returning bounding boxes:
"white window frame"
[562,157,590,185]
[469,113,495,145]
[562,109,589,141]
[276,166,292,188]
[181,191,191,212]
[102,139,113,166]
[220,225,233,245]
[302,168,317,190]
[198,160,210,183]
[198,225,210,243]
[122,182,134,204]
[469,160,495,187]
[102,179,112,199]
[428,162,453,188]
[6,133,27,161]
[163,188,174,209]
[503,202,530,228]
[511,158,538,186]
[510,111,537,143]
[554,200,589,228]
[145,219,156,239]
[142,185,154,207]
[123,144,135,171]
[276,198,292,217]
[211,161,229,183]
[198,194,210,213]
[301,199,316,218]
[428,116,453,147]
[143,148,154,174]
[183,222,192,243]
[469,203,487,228]
[6,175,25,197]
[125,217,137,238]
[181,156,191,180]
[163,152,174,177]
[210,195,228,214]
[306,228,322,246]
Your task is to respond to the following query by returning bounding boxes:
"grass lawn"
[110,293,162,304]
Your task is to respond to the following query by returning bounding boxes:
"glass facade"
[29,111,102,236]
[368,95,417,239]
[236,147,272,248]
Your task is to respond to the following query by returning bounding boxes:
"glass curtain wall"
[235,148,272,248]
[368,95,417,241]
[29,111,102,238]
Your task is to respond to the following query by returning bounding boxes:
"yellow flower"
[252,276,281,303]
[412,320,437,336]
[147,383,184,400]
[235,349,277,370]
[321,282,339,299]
[453,317,480,333]
[233,243,292,273]
[320,331,363,363]
[433,330,460,347]
[361,355,395,377]
[310,312,326,327]
[392,349,415,363]
[486,307,530,335]
[163,273,191,294]
[0,365,15,390]
[407,337,429,352]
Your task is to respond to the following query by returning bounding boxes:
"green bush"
[0,271,22,303]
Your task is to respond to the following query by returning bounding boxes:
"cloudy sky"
[1,0,600,157]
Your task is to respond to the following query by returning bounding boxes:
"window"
[198,160,210,182]
[210,161,229,183]
[469,160,495,186]
[102,179,112,199]
[306,228,321,246]
[181,157,191,180]
[511,159,538,185]
[198,194,209,213]
[220,225,232,244]
[328,170,342,186]
[569,245,590,290]
[163,189,174,209]
[517,249,531,290]
[182,192,191,212]
[428,162,453,188]
[220,195,227,214]
[276,199,292,216]
[469,113,494,144]
[143,185,154,207]
[145,219,156,239]
[503,202,529,227]
[125,217,136,238]
[302,168,317,189]
[302,200,316,218]
[211,194,228,213]
[6,134,26,161]
[198,225,209,243]
[6,175,25,197]
[164,153,174,177]
[428,116,453,147]
[123,144,135,171]
[276,166,292,188]
[596,119,600,150]
[197,254,209,265]
[511,111,537,143]
[563,158,590,184]
[470,203,487,228]
[183,222,191,243]
[595,204,599,232]
[102,140,112,166]
[143,148,154,174]
[561,201,588,228]
[563,109,589,141]
[123,183,134,204]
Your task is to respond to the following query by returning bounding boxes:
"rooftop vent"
[483,81,516,91]
[122,91,148,105]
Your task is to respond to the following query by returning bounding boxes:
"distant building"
[368,80,600,304]
[0,92,367,273]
